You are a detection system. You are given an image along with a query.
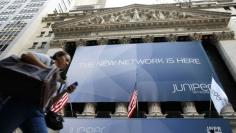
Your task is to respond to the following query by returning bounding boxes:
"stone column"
[181,102,202,118]
[13,129,22,133]
[215,40,236,81]
[181,102,198,115]
[77,103,96,118]
[221,104,236,118]
[111,103,128,118]
[146,102,164,118]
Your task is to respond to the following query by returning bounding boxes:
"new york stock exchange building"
[30,2,236,133]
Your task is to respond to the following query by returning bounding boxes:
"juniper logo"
[172,83,210,94]
[207,126,222,133]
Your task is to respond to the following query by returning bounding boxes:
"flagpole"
[209,95,212,118]
[209,74,213,118]
[136,87,139,118]
[209,75,213,118]
[136,63,139,118]
[69,102,74,117]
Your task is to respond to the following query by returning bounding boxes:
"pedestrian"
[0,51,76,133]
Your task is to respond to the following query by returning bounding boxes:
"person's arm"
[21,52,49,69]
[49,84,76,106]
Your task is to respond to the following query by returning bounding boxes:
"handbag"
[0,55,59,109]
[45,110,64,130]
[45,83,65,130]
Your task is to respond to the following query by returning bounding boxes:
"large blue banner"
[67,41,217,102]
[60,118,232,133]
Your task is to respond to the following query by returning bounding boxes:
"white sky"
[105,0,178,8]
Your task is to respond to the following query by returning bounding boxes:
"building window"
[38,31,45,37]
[13,14,34,20]
[14,0,27,3]
[38,42,47,49]
[20,8,39,13]
[0,16,9,21]
[0,44,9,51]
[45,31,53,37]
[0,1,10,5]
[224,6,231,10]
[26,2,44,7]
[29,42,38,49]
[7,4,22,9]
[43,22,51,28]
[2,10,16,15]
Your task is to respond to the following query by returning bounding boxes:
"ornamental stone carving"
[51,4,231,40]
[213,31,234,41]
[131,9,141,22]
[166,34,178,42]
[190,33,203,40]
[143,35,154,43]
[109,14,117,23]
[76,39,86,46]
[120,36,131,44]
[97,37,108,45]
[72,8,215,26]
[49,40,65,48]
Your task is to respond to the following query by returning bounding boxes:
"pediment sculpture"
[75,8,216,26]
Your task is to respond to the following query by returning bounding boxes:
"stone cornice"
[49,31,234,48]
[53,18,229,34]
[50,4,230,40]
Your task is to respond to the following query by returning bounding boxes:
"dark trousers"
[0,98,48,133]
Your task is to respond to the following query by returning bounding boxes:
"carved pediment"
[52,4,230,35]
[72,9,218,25]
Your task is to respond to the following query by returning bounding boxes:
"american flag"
[50,92,69,113]
[128,88,138,118]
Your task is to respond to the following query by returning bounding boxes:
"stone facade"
[39,1,236,132]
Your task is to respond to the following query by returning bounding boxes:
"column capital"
[190,33,203,40]
[111,103,128,118]
[166,34,178,42]
[75,39,86,46]
[97,37,108,45]
[120,36,131,44]
[213,31,234,41]
[49,40,65,48]
[146,102,164,118]
[143,35,154,43]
